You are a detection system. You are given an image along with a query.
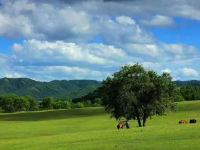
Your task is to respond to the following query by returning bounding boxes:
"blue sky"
[0,37,23,54]
[0,37,14,54]
[0,0,200,81]
[151,18,200,48]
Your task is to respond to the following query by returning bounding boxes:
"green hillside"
[0,78,101,99]
[0,100,200,150]
[1,78,200,101]
[175,80,200,86]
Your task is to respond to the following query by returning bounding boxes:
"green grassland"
[1,101,200,150]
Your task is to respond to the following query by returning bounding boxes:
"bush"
[0,94,101,113]
[14,97,30,111]
[40,97,54,109]
[83,100,92,107]
[64,101,72,109]
[174,88,185,102]
[26,96,39,111]
[1,97,15,112]
[72,102,84,108]
[93,98,102,106]
[0,95,39,112]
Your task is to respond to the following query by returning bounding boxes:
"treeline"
[1,85,200,113]
[180,86,200,100]
[0,95,101,113]
[171,85,200,101]
[73,89,101,104]
[174,81,200,100]
[0,95,38,112]
[73,86,200,104]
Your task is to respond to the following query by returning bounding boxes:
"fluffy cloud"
[0,55,7,64]
[8,39,200,81]
[182,68,199,77]
[141,15,175,27]
[126,44,160,57]
[1,0,200,36]
[13,65,109,81]
[162,68,172,74]
[0,54,25,78]
[0,52,110,81]
[0,0,154,45]
[163,44,197,56]
[116,16,135,25]
[0,12,33,38]
[0,1,93,40]
[12,39,127,67]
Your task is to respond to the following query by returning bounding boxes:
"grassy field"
[1,101,200,150]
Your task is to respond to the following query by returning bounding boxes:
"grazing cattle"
[189,119,197,124]
[179,120,188,124]
[117,123,123,129]
[117,121,130,129]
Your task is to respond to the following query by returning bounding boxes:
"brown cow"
[117,121,130,129]
[179,120,188,124]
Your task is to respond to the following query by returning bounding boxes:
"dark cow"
[189,119,197,124]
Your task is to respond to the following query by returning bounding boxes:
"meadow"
[0,101,200,150]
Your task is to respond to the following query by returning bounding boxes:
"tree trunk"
[142,117,147,127]
[142,111,147,127]
[137,116,142,127]
[133,104,142,127]
[135,109,142,127]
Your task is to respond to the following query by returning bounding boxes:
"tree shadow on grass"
[0,107,105,121]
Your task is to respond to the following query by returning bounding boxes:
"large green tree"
[100,64,176,127]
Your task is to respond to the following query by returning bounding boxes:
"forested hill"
[74,80,200,103]
[174,80,200,86]
[0,78,200,100]
[0,78,101,99]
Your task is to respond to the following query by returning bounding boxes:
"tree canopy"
[100,64,176,127]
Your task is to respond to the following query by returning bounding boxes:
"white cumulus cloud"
[141,15,175,27]
[12,39,128,67]
[162,68,172,74]
[116,16,135,25]
[182,68,199,77]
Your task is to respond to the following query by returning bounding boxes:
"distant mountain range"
[0,78,101,99]
[0,78,199,99]
[174,80,200,86]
